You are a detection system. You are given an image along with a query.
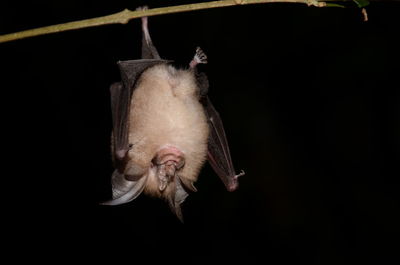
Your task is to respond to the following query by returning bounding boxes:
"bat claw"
[234,170,245,179]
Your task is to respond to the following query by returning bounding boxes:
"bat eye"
[128,143,133,149]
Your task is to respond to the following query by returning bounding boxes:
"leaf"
[326,3,345,8]
[353,0,370,8]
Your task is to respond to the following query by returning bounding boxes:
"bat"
[102,7,244,221]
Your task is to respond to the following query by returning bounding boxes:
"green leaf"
[326,3,345,8]
[353,0,370,8]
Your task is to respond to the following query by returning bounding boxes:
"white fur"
[126,64,209,198]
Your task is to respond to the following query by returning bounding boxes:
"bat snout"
[154,146,185,192]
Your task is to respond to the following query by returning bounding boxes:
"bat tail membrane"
[137,6,161,60]
[203,97,245,192]
[101,170,147,206]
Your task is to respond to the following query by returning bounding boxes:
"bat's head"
[103,145,191,221]
[145,145,191,221]
[152,146,184,189]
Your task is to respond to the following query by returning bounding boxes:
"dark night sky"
[1,1,399,264]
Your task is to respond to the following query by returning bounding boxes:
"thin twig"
[0,0,328,43]
[0,0,378,43]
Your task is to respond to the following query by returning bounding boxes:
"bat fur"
[102,7,244,221]
[126,64,209,198]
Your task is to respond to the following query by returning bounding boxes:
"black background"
[1,1,399,264]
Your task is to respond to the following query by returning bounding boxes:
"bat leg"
[204,97,245,192]
[137,6,160,59]
[138,7,151,47]
[189,47,208,68]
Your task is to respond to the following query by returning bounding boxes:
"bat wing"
[110,12,166,162]
[108,59,169,205]
[110,59,168,162]
[101,170,148,205]
[105,12,173,206]
[202,96,245,192]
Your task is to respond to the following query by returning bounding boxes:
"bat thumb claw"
[226,170,245,192]
[234,170,245,179]
[116,149,128,160]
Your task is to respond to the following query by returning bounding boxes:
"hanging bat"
[102,7,244,221]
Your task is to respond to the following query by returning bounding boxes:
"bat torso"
[127,63,209,198]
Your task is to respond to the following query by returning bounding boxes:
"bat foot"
[190,47,208,68]
[136,5,149,12]
[137,6,152,46]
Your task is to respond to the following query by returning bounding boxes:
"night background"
[1,1,399,264]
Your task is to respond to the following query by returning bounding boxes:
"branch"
[0,0,374,43]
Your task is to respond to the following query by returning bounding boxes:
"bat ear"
[101,170,147,206]
[168,177,189,222]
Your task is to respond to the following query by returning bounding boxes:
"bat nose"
[153,146,185,192]
[157,162,181,192]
